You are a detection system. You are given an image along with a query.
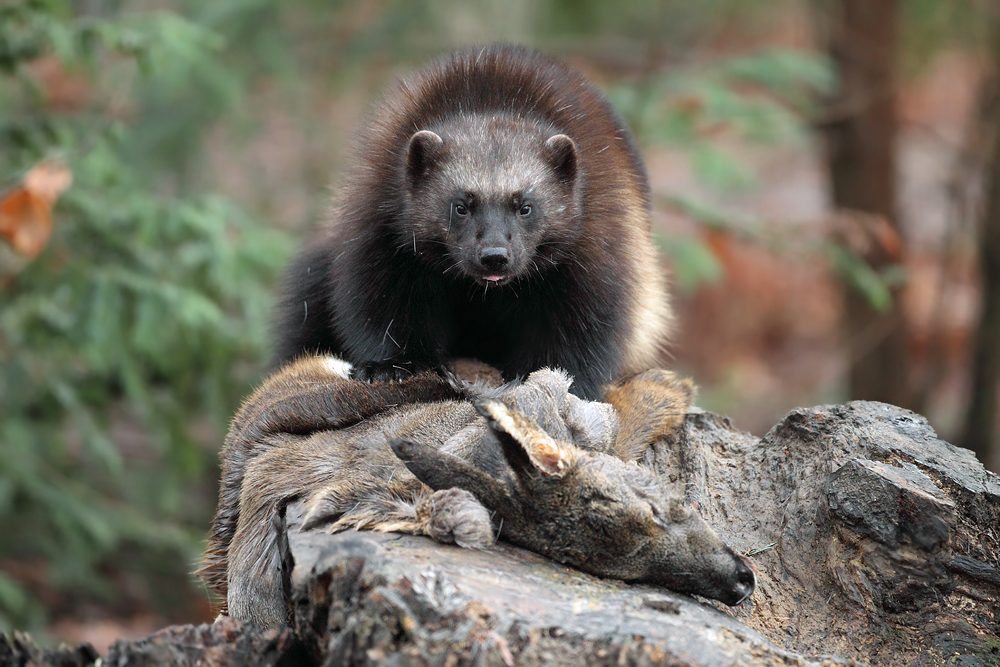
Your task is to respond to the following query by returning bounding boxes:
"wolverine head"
[400,114,583,285]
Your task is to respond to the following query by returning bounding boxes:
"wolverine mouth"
[477,272,512,286]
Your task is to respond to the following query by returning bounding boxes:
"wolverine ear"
[544,134,577,184]
[475,399,572,479]
[406,130,444,188]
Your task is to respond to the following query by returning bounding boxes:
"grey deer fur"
[199,355,756,628]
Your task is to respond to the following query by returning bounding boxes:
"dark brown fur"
[199,357,754,628]
[273,45,669,400]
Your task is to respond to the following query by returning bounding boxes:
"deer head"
[391,370,755,606]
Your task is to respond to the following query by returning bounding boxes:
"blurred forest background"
[2,0,999,652]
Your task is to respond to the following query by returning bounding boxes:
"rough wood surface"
[671,402,1000,666]
[7,400,999,666]
[0,631,98,667]
[284,507,845,666]
[99,619,307,666]
[274,400,998,666]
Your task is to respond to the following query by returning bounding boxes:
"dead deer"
[199,356,755,627]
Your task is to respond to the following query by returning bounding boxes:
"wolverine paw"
[417,488,495,549]
[351,360,433,383]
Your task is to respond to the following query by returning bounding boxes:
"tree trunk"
[961,19,1000,472]
[821,0,911,407]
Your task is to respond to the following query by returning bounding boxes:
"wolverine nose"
[479,247,509,270]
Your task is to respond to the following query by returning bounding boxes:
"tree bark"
[821,0,911,407]
[961,17,1000,472]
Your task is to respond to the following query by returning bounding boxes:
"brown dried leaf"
[0,161,73,258]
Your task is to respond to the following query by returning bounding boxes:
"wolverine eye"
[518,203,532,217]
[453,202,469,217]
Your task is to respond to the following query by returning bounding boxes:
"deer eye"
[586,490,623,514]
[453,202,469,217]
[646,495,684,527]
[518,203,532,217]
[650,504,669,529]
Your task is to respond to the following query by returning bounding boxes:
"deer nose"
[479,247,509,271]
[732,554,757,605]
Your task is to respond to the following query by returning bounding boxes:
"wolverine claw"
[351,360,431,383]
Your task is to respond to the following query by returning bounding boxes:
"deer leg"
[416,488,495,549]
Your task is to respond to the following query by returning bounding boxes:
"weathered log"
[0,631,97,667]
[8,400,999,666]
[273,400,998,666]
[101,618,307,666]
[666,402,1000,666]
[283,504,846,666]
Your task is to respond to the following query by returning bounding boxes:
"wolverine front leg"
[351,358,440,383]
[343,297,451,383]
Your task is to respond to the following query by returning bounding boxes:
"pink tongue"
[485,275,503,282]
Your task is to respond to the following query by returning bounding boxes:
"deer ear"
[475,399,572,478]
[544,134,577,184]
[389,438,515,514]
[406,130,444,188]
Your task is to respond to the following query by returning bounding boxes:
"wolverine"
[274,44,670,400]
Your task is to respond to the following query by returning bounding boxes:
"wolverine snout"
[479,246,510,271]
